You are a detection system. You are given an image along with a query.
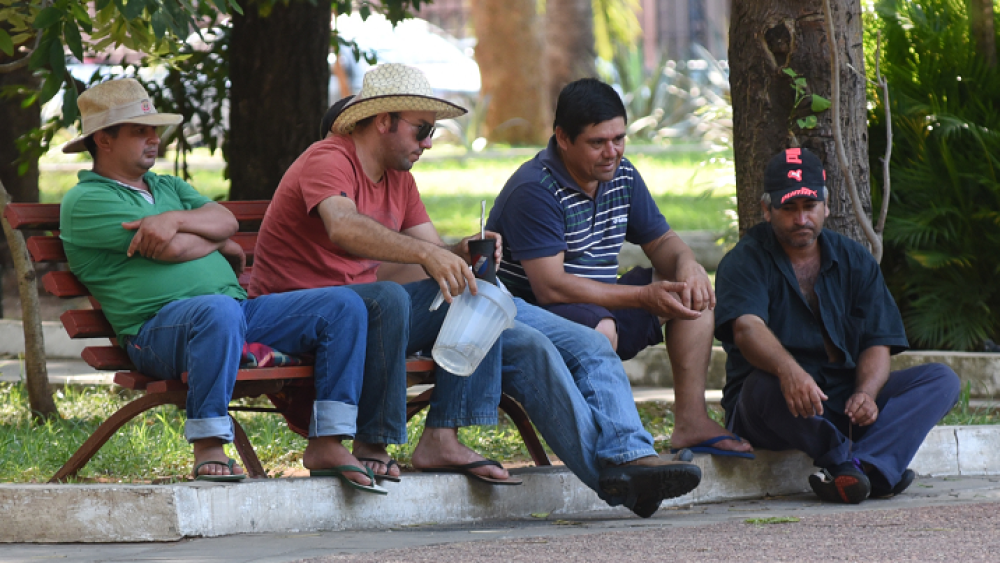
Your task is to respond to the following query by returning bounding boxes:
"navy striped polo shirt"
[486,136,669,303]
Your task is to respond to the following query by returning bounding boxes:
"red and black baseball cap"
[764,147,827,208]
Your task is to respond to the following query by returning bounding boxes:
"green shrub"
[868,0,1000,350]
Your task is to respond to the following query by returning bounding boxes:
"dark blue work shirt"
[714,222,908,418]
[486,136,669,302]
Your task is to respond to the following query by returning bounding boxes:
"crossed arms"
[123,203,245,273]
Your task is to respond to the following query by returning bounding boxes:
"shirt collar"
[756,222,838,272]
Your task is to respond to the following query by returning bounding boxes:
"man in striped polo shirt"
[487,78,754,458]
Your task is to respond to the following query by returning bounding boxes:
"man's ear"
[554,126,571,151]
[374,113,393,134]
[824,202,831,218]
[92,130,113,152]
[761,200,772,222]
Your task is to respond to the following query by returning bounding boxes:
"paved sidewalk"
[3,475,999,562]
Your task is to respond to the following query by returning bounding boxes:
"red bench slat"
[61,309,114,339]
[42,271,90,298]
[82,346,135,370]
[3,203,59,229]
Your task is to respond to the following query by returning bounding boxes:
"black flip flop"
[419,459,523,485]
[356,457,402,483]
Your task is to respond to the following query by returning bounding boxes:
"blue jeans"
[403,279,502,428]
[123,288,368,443]
[343,282,410,445]
[730,363,960,490]
[500,299,657,505]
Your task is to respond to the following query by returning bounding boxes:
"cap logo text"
[788,169,803,182]
[786,148,802,164]
[781,187,818,204]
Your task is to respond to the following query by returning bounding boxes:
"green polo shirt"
[60,170,246,341]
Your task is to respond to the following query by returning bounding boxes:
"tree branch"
[874,30,892,236]
[822,0,883,261]
[0,31,41,74]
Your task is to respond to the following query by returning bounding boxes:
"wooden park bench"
[4,200,549,483]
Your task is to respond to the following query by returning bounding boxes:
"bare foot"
[410,427,509,481]
[303,436,372,487]
[192,438,245,478]
[670,414,754,453]
[352,440,402,479]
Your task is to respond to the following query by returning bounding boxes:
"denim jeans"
[730,363,960,490]
[123,287,368,443]
[403,279,502,428]
[500,299,657,505]
[343,282,410,445]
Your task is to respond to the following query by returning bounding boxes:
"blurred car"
[330,13,481,102]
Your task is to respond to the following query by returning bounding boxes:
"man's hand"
[638,282,701,320]
[845,391,878,426]
[779,369,828,418]
[123,213,179,259]
[422,244,478,302]
[219,239,246,276]
[675,260,716,311]
[453,231,503,267]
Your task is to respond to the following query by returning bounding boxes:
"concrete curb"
[2,425,998,543]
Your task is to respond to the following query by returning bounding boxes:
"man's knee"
[738,370,786,417]
[187,295,245,333]
[920,362,962,405]
[353,281,410,325]
[595,317,619,351]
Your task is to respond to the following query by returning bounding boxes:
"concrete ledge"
[3,425,997,543]
[624,346,1000,399]
[0,319,103,359]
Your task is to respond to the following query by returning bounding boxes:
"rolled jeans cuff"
[424,410,499,428]
[185,415,234,444]
[310,401,358,438]
[602,447,660,467]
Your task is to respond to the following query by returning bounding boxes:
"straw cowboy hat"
[62,78,182,154]
[331,63,466,135]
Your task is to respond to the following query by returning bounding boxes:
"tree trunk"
[228,0,331,200]
[0,65,42,318]
[729,0,870,244]
[968,0,997,69]
[0,182,59,420]
[472,0,551,145]
[545,0,597,108]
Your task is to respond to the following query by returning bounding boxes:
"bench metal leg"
[406,389,551,467]
[500,394,551,466]
[231,414,268,479]
[49,391,187,483]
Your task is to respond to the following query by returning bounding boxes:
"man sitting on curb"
[714,147,960,503]
[249,63,702,516]
[487,78,753,458]
[59,78,385,494]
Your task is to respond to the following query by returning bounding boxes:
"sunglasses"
[397,116,436,142]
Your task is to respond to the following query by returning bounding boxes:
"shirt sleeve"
[623,165,670,245]
[61,190,143,254]
[851,253,909,353]
[713,242,772,344]
[494,183,568,261]
[299,147,359,215]
[168,176,213,209]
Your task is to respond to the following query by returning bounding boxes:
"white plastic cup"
[431,281,517,376]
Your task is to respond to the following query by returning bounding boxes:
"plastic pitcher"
[432,282,517,376]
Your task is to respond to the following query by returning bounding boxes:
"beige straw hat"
[62,78,182,154]
[331,63,466,134]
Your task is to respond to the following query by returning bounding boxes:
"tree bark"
[471,0,551,145]
[545,0,597,108]
[729,0,870,244]
[0,65,42,318]
[968,0,997,69]
[0,182,59,420]
[228,0,331,200]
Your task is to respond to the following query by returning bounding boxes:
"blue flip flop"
[671,435,756,459]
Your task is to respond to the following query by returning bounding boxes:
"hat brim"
[62,113,183,153]
[332,94,466,134]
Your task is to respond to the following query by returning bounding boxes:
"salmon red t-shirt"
[249,135,431,296]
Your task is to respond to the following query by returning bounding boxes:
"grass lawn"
[0,380,994,484]
[39,148,735,239]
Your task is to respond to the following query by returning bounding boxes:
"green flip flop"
[193,458,247,482]
[311,464,388,495]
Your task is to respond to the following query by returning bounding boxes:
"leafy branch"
[783,67,831,132]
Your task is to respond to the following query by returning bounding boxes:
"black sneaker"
[808,460,870,504]
[599,460,702,518]
[871,468,915,499]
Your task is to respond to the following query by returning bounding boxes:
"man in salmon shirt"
[249,64,704,516]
